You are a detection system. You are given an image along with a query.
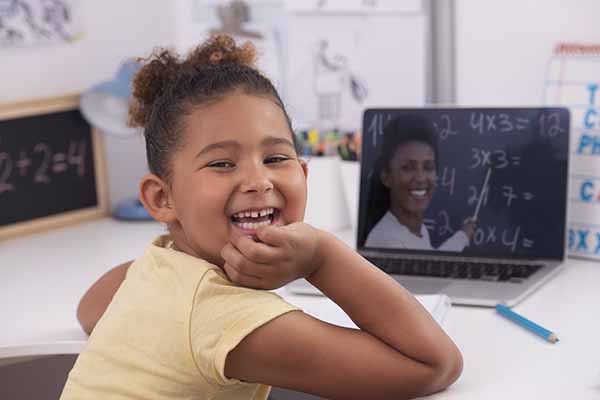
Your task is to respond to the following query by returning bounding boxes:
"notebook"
[280,287,451,328]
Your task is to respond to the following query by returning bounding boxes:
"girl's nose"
[240,166,274,194]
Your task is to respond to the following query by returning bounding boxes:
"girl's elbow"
[385,349,464,400]
[452,348,464,381]
[430,347,464,393]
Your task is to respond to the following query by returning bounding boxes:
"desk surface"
[2,218,600,399]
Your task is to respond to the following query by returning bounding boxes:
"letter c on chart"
[584,109,597,129]
[581,180,594,202]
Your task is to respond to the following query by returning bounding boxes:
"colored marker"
[307,128,319,156]
[495,303,559,343]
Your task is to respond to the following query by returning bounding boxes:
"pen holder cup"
[303,156,351,231]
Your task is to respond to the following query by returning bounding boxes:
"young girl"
[61,35,462,400]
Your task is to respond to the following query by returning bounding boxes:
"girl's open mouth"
[230,208,280,232]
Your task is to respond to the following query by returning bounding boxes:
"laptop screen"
[357,108,570,260]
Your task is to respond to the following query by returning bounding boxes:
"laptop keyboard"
[364,256,543,283]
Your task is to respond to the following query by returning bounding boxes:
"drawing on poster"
[312,38,369,127]
[286,6,427,131]
[0,0,83,48]
[191,0,287,98]
[209,0,263,39]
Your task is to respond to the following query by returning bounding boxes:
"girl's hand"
[220,222,323,290]
[461,217,477,240]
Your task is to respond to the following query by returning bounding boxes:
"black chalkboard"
[0,96,107,239]
[358,108,570,260]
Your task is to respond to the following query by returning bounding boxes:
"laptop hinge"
[358,249,560,266]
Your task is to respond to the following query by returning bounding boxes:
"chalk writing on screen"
[359,108,569,258]
[0,139,87,195]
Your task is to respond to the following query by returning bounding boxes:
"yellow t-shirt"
[60,235,298,400]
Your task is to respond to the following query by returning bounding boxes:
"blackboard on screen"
[358,108,570,260]
[0,95,108,240]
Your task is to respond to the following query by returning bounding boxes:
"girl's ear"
[139,173,177,223]
[299,158,308,178]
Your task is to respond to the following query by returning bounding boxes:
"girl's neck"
[388,206,424,237]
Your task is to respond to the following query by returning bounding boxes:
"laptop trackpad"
[392,277,450,295]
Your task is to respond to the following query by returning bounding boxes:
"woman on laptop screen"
[364,115,476,251]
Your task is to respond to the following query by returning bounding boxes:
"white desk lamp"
[80,60,153,220]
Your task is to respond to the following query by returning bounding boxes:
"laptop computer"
[290,107,570,307]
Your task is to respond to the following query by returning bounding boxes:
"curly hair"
[128,35,295,182]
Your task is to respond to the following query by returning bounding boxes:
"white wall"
[1,1,177,104]
[455,0,600,106]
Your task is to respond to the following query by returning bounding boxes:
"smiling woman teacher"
[364,115,476,251]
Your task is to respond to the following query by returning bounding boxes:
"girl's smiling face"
[163,93,307,266]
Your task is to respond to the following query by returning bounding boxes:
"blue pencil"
[495,304,559,343]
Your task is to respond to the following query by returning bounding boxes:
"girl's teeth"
[238,220,271,230]
[411,190,427,197]
[234,208,274,219]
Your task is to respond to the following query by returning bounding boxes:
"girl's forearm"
[306,231,461,370]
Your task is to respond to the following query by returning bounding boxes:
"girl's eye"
[208,161,235,169]
[265,155,290,164]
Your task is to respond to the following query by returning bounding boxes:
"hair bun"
[128,49,180,128]
[187,35,256,68]
[128,35,258,129]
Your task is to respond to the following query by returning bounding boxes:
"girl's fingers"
[232,235,280,264]
[221,243,263,277]
[222,262,263,288]
[221,242,280,280]
[255,225,288,247]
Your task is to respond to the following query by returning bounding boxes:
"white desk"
[2,218,600,399]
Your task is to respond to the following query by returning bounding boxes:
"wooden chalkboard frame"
[0,95,109,240]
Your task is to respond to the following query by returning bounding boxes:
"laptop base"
[287,263,564,307]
